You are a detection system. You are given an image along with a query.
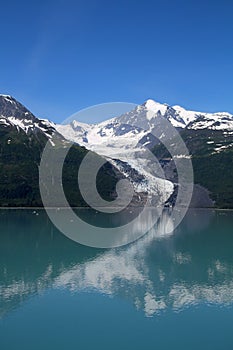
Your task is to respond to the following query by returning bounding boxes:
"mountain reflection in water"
[0,208,233,318]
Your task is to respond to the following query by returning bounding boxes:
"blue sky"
[0,0,233,123]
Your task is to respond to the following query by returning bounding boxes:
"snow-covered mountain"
[55,99,233,206]
[56,99,233,147]
[56,99,233,153]
[56,100,181,205]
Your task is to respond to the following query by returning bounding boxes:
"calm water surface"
[0,209,233,349]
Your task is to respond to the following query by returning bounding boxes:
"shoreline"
[0,207,232,211]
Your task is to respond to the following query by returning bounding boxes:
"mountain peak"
[0,94,35,120]
[0,94,60,141]
[144,99,169,115]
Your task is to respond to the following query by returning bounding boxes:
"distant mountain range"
[0,94,233,208]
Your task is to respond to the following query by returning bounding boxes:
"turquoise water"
[0,209,233,349]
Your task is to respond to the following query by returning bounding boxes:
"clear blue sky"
[0,0,233,123]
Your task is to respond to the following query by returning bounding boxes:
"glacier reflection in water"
[0,208,233,318]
